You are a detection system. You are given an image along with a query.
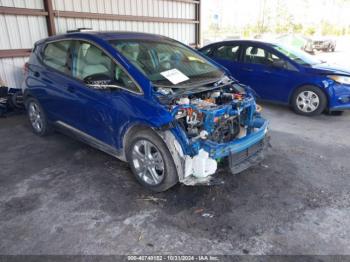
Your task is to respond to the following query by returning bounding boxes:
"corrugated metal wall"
[0,0,43,8]
[0,0,199,89]
[53,0,195,44]
[0,0,47,88]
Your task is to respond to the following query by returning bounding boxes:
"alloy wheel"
[131,139,165,186]
[28,102,43,132]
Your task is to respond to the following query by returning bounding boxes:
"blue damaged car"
[200,40,350,116]
[23,31,268,192]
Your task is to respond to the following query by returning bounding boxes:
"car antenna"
[67,28,93,33]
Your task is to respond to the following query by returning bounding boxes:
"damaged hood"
[154,75,255,103]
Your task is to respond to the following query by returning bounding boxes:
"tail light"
[23,62,29,75]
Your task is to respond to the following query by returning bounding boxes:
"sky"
[201,0,350,33]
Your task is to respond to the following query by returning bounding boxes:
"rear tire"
[126,129,178,192]
[25,97,52,136]
[292,86,327,116]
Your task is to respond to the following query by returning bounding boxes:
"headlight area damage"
[155,79,269,185]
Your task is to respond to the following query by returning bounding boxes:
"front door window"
[73,41,141,93]
[244,45,295,70]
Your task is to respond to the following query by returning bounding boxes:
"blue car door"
[38,40,85,129]
[69,40,141,148]
[209,43,243,80]
[239,45,298,102]
[65,40,119,147]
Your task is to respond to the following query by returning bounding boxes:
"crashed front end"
[156,78,269,185]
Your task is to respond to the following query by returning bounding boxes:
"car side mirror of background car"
[269,60,286,70]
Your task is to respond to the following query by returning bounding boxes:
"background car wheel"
[126,129,178,192]
[292,85,327,116]
[25,97,51,136]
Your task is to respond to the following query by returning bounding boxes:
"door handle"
[242,68,253,72]
[33,71,40,77]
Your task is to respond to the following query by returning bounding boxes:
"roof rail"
[67,28,93,33]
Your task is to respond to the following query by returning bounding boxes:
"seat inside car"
[246,47,266,64]
[77,44,113,80]
[43,42,71,74]
[136,48,159,74]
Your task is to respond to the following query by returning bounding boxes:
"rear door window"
[43,41,72,74]
[243,46,267,65]
[212,44,241,61]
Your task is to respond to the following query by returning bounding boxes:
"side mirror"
[87,83,123,91]
[84,73,112,85]
[269,60,286,70]
[84,73,119,90]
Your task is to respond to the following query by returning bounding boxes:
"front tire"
[292,86,327,116]
[25,97,51,136]
[126,129,178,192]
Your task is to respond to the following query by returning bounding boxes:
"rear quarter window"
[42,41,71,74]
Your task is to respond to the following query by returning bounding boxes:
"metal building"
[0,0,201,89]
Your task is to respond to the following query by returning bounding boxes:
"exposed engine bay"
[174,92,243,142]
[155,78,268,184]
[168,84,251,144]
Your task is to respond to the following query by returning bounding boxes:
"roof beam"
[43,0,56,35]
[0,6,48,16]
[0,49,32,58]
[54,11,199,24]
[170,0,200,3]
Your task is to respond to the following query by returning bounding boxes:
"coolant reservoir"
[191,149,217,178]
[176,97,190,105]
[210,91,220,98]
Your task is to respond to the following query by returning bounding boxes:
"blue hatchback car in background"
[199,40,350,116]
[23,31,268,192]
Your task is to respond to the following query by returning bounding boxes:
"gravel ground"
[0,104,349,255]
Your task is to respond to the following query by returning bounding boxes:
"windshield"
[109,39,223,87]
[271,44,322,66]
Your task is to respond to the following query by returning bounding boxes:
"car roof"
[78,31,170,40]
[36,31,174,45]
[201,39,277,49]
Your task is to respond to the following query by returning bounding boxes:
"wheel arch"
[121,122,185,181]
[23,90,34,108]
[121,123,163,157]
[288,83,329,107]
